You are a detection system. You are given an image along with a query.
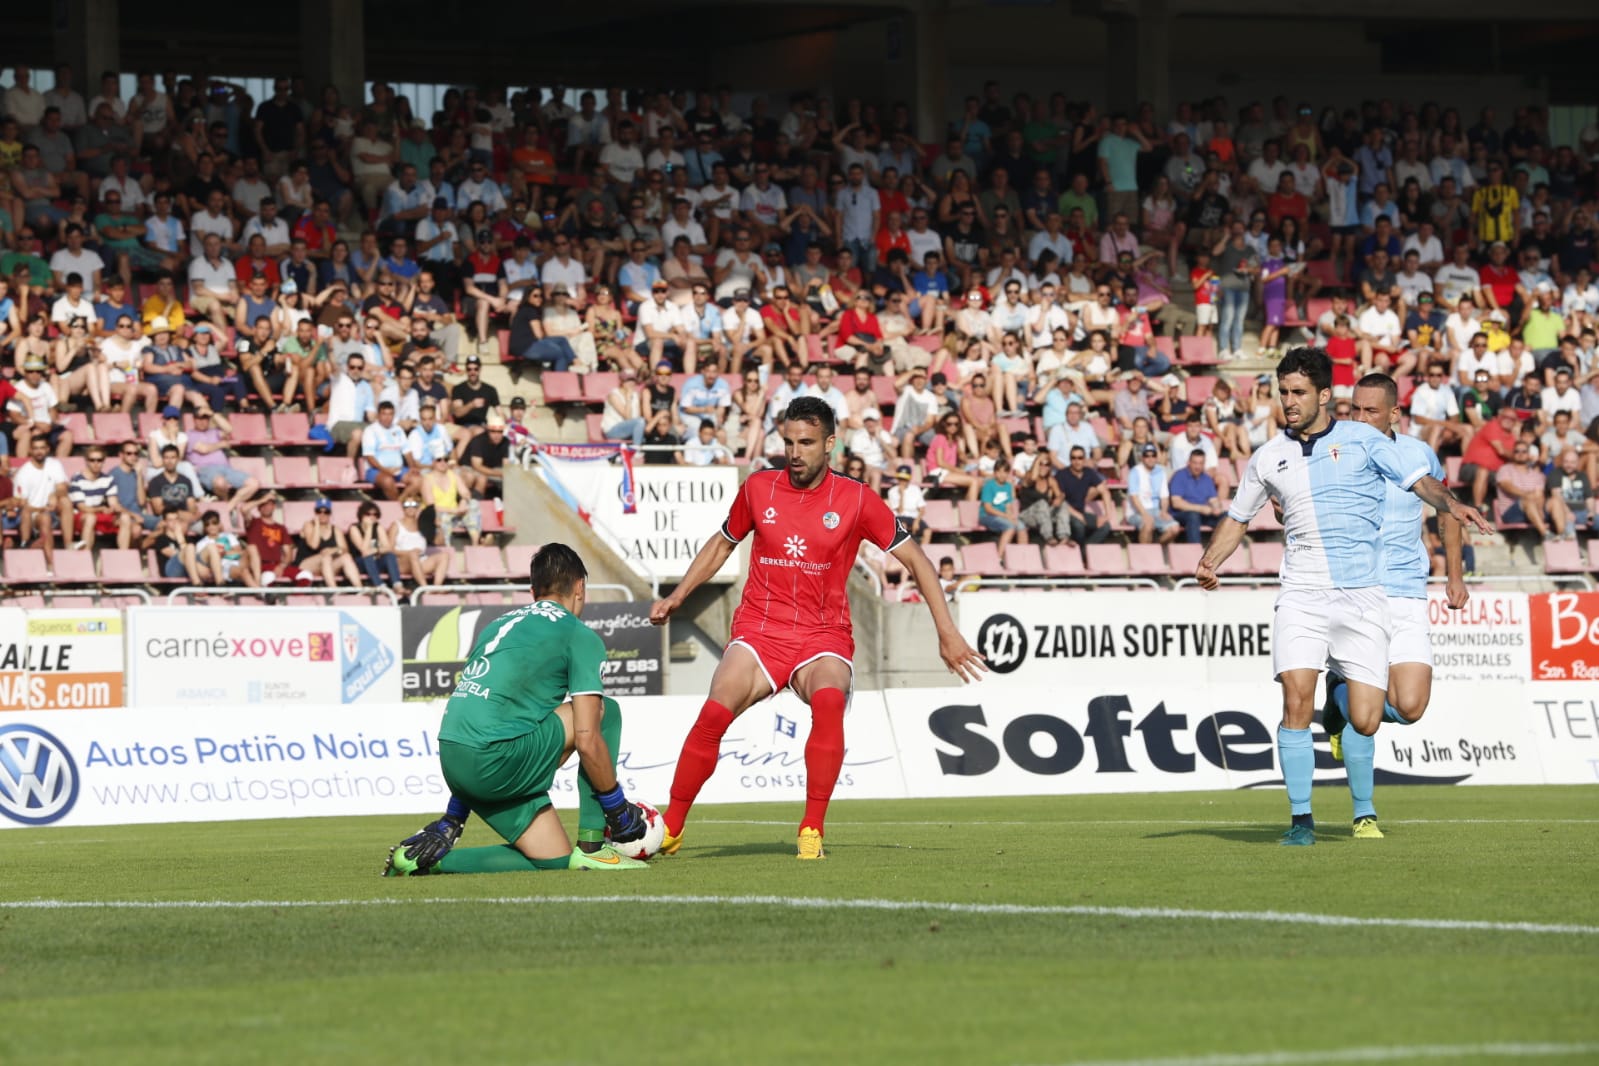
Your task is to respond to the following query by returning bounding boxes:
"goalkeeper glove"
[398,814,464,871]
[596,785,647,844]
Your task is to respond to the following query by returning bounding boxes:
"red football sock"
[665,699,735,836]
[801,688,848,834]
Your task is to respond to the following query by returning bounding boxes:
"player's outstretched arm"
[1440,511,1469,609]
[1196,516,1248,589]
[892,539,987,682]
[649,533,738,625]
[1410,475,1493,535]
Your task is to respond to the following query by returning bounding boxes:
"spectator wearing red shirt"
[1461,406,1520,510]
[874,210,911,264]
[1265,172,1308,230]
[827,291,885,372]
[244,495,303,585]
[758,285,812,370]
[1476,241,1524,324]
[292,201,337,260]
[235,236,282,287]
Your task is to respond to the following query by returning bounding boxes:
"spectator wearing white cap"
[847,409,895,489]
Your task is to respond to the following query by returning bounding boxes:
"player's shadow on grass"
[1141,825,1288,844]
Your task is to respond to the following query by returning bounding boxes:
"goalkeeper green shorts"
[438,713,567,844]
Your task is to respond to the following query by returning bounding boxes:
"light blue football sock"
[1278,725,1314,818]
[1332,680,1349,718]
[1382,701,1411,725]
[1342,726,1376,821]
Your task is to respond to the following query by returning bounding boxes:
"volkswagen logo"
[975,614,1028,674]
[0,724,80,826]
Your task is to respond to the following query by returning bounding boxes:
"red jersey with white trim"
[720,468,908,639]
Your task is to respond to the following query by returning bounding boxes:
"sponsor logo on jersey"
[461,656,490,681]
[822,510,840,530]
[762,506,779,525]
[784,535,808,558]
[1328,445,1341,462]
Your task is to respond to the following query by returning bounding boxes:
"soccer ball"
[607,800,667,860]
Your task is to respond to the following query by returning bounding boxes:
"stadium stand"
[1,68,1597,605]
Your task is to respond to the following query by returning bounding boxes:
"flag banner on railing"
[534,455,740,582]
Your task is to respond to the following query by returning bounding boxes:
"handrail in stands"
[407,582,636,606]
[951,577,1163,597]
[165,584,401,605]
[1170,574,1596,592]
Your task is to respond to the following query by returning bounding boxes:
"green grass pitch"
[3,786,1597,1065]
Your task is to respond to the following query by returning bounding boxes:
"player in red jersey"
[649,395,985,859]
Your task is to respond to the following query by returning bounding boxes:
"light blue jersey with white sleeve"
[1379,432,1445,600]
[1228,420,1433,590]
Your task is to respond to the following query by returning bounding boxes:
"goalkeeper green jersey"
[436,599,608,748]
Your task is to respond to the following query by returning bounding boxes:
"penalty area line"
[1044,1041,1599,1066]
[3,895,1596,936]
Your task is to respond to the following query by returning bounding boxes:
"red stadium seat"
[92,412,136,443]
[958,542,1005,577]
[955,500,982,531]
[61,411,93,443]
[1178,335,1219,366]
[923,499,958,534]
[1543,538,1584,574]
[480,499,510,534]
[1167,542,1203,576]
[228,413,273,446]
[1249,540,1285,575]
[272,455,317,488]
[923,543,962,571]
[1003,543,1044,576]
[1042,544,1086,576]
[136,412,164,440]
[318,456,358,488]
[541,372,582,405]
[231,455,270,485]
[582,372,619,405]
[272,412,312,444]
[1588,541,1599,572]
[504,542,540,577]
[464,545,510,580]
[871,375,898,410]
[584,413,604,441]
[1185,376,1218,407]
[1084,543,1124,573]
[100,549,147,584]
[1218,542,1251,575]
[2,549,49,582]
[1125,543,1168,576]
[52,551,98,583]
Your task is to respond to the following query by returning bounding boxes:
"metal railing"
[166,584,401,605]
[407,582,636,606]
[1171,574,1596,592]
[951,576,1163,597]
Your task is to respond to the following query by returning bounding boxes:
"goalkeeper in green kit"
[383,543,651,875]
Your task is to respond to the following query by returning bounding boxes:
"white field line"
[696,818,1599,827]
[1048,1042,1599,1066]
[2,894,1595,936]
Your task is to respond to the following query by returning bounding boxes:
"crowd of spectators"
[2,64,1598,595]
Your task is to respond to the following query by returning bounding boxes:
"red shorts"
[74,511,122,539]
[728,628,854,694]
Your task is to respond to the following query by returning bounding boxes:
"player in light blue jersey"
[1196,349,1490,846]
[1321,372,1469,838]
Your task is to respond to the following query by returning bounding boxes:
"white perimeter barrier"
[3,679,1594,829]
